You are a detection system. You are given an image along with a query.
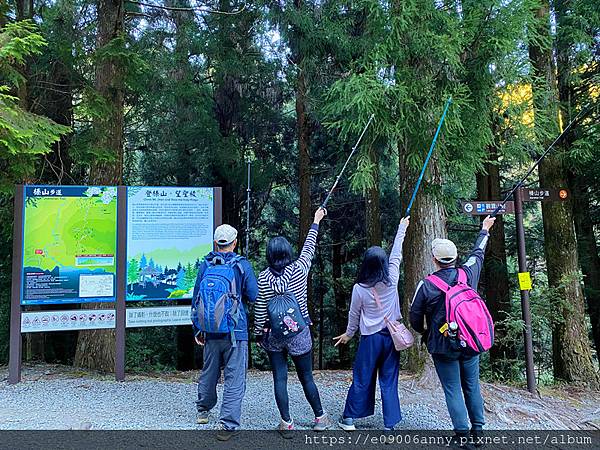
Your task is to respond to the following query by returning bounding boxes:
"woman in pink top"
[334,217,410,431]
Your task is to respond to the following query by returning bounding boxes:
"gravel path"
[0,365,597,431]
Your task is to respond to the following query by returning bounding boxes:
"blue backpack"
[191,255,243,346]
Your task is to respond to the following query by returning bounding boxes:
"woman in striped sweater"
[254,207,329,435]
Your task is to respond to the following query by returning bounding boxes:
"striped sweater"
[254,223,319,335]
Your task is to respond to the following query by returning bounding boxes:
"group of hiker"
[191,206,496,447]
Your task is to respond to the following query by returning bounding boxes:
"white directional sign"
[126,306,191,328]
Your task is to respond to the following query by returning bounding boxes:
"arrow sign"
[520,188,569,202]
[462,201,515,215]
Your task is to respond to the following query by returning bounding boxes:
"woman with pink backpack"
[409,215,496,449]
[333,216,411,431]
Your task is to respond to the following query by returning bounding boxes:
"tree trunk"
[167,0,199,371]
[331,211,351,367]
[365,145,382,247]
[476,146,515,375]
[293,0,315,344]
[555,0,600,359]
[569,174,600,354]
[211,0,245,232]
[400,141,447,374]
[528,0,599,387]
[74,0,124,372]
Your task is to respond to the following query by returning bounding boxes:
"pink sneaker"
[313,413,331,431]
[278,418,294,439]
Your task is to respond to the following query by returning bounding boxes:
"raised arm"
[296,207,327,274]
[389,217,410,286]
[463,215,495,289]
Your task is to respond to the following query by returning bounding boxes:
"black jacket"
[409,230,490,355]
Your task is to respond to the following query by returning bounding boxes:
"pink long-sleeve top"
[345,222,407,338]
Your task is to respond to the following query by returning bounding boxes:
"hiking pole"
[245,159,251,257]
[490,104,594,218]
[404,97,452,217]
[321,114,375,209]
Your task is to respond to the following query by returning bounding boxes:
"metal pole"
[115,186,127,382]
[245,160,251,257]
[9,185,25,385]
[318,248,324,370]
[514,187,536,394]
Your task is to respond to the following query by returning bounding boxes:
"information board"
[21,186,117,305]
[126,187,214,301]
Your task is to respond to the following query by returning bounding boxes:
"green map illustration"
[22,186,118,305]
[24,194,117,272]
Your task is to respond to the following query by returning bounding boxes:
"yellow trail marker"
[518,272,532,291]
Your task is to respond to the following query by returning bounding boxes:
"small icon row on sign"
[22,313,115,328]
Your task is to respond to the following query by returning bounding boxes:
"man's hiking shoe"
[450,433,476,450]
[471,429,484,448]
[338,417,355,431]
[278,419,294,439]
[313,413,330,431]
[196,411,209,424]
[216,425,240,441]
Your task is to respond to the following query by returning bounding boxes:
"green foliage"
[0,20,46,86]
[0,20,70,191]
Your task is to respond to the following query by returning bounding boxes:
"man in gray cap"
[409,215,495,449]
[192,223,258,440]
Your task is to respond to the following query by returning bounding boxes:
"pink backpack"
[426,268,494,353]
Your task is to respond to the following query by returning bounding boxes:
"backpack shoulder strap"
[370,287,383,309]
[370,287,390,322]
[456,267,467,285]
[426,274,450,292]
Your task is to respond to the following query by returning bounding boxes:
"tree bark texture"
[74,0,125,372]
[400,143,447,373]
[476,147,516,375]
[528,0,599,387]
[365,145,382,247]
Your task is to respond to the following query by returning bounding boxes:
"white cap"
[214,224,237,246]
[432,238,457,264]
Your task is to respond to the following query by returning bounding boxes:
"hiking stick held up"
[490,104,594,218]
[404,97,452,217]
[321,114,375,209]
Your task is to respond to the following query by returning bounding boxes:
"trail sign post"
[514,187,568,393]
[462,187,568,395]
[513,188,536,394]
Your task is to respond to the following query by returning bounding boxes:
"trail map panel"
[126,187,214,301]
[21,186,118,305]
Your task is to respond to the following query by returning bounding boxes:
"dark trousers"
[432,353,485,432]
[267,349,324,422]
[196,339,248,430]
[343,329,402,429]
